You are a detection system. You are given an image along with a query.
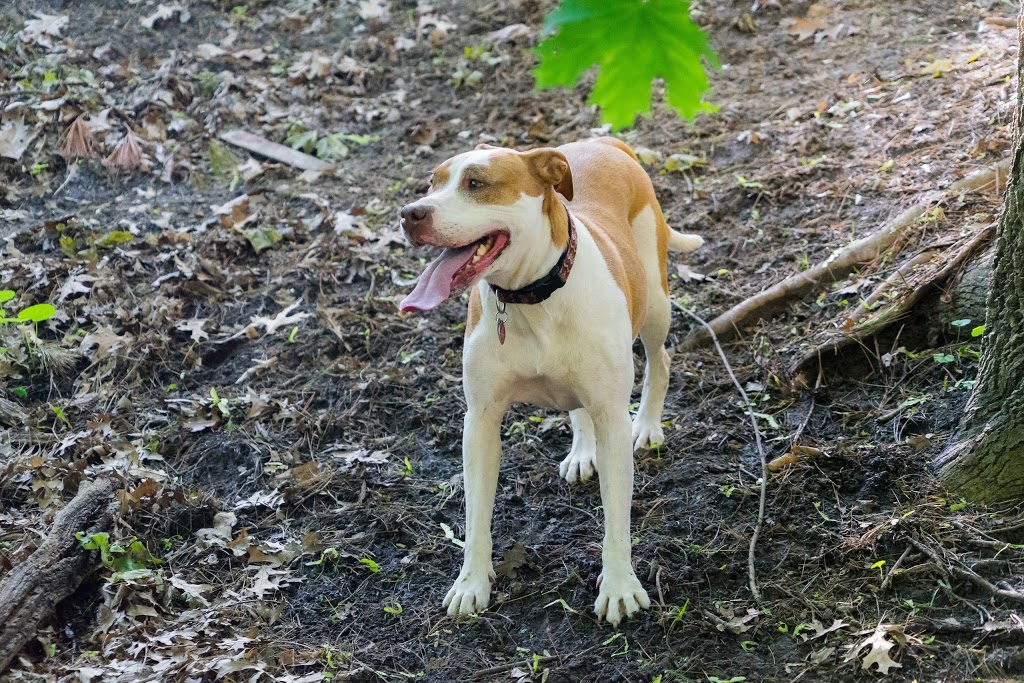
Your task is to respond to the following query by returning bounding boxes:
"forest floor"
[1,0,1023,681]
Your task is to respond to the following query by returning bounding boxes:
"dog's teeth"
[476,244,487,256]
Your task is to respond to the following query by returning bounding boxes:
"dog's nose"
[401,204,431,223]
[400,204,434,245]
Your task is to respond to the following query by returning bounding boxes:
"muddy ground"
[2,0,1024,681]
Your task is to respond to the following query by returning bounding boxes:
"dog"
[398,137,703,625]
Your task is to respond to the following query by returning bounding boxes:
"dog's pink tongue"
[400,246,474,312]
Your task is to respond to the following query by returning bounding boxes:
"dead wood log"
[680,158,1010,350]
[0,478,115,673]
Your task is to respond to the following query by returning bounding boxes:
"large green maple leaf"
[533,0,718,130]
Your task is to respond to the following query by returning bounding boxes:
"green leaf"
[209,140,240,177]
[333,132,379,145]
[17,303,56,323]
[60,235,77,258]
[533,0,717,129]
[97,230,133,248]
[933,353,955,364]
[241,226,282,254]
[0,290,14,303]
[315,134,350,160]
[971,325,985,337]
[285,128,318,153]
[359,557,380,573]
[951,318,971,328]
[11,386,28,398]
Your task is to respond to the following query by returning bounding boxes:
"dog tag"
[495,299,507,345]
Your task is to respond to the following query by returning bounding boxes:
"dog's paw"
[559,445,598,483]
[631,420,664,452]
[443,567,496,617]
[595,571,651,627]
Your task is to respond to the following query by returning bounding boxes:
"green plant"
[533,0,717,129]
[76,532,160,573]
[0,291,56,325]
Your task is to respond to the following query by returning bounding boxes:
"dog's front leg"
[443,405,503,616]
[592,405,651,626]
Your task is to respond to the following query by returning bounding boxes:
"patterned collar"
[491,206,577,305]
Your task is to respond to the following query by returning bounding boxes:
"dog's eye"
[467,178,483,190]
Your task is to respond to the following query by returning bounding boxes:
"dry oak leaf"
[140,3,191,29]
[844,623,902,674]
[175,318,210,343]
[81,326,131,360]
[249,300,310,335]
[783,2,841,42]
[17,13,68,48]
[0,116,42,161]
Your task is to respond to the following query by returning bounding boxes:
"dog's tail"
[667,228,704,253]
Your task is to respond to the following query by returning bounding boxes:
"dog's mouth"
[400,231,510,312]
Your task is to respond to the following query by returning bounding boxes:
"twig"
[673,301,767,606]
[790,395,815,446]
[879,545,913,593]
[905,534,1024,605]
[950,564,1024,605]
[467,645,597,680]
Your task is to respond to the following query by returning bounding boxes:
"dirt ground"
[2,0,1024,681]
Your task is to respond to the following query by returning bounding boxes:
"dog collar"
[490,206,577,307]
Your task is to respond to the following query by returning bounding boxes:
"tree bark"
[0,478,114,673]
[935,14,1024,501]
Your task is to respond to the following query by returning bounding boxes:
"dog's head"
[398,145,574,312]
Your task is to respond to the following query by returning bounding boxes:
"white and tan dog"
[399,137,702,626]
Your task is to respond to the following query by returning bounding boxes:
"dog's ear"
[524,148,574,201]
[475,143,499,151]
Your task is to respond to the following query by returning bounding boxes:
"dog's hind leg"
[560,409,598,483]
[630,206,672,451]
[633,291,671,451]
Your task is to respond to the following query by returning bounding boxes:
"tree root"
[680,157,1010,352]
[0,478,115,673]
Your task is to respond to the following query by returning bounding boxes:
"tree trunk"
[935,14,1024,501]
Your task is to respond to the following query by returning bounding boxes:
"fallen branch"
[673,301,767,606]
[219,130,335,172]
[791,222,995,379]
[0,478,115,673]
[681,158,1010,351]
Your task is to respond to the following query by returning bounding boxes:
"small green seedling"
[210,388,231,417]
[871,559,886,580]
[383,602,403,616]
[0,299,57,325]
[358,558,380,573]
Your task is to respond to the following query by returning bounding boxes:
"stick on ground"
[674,301,767,606]
[0,478,115,673]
